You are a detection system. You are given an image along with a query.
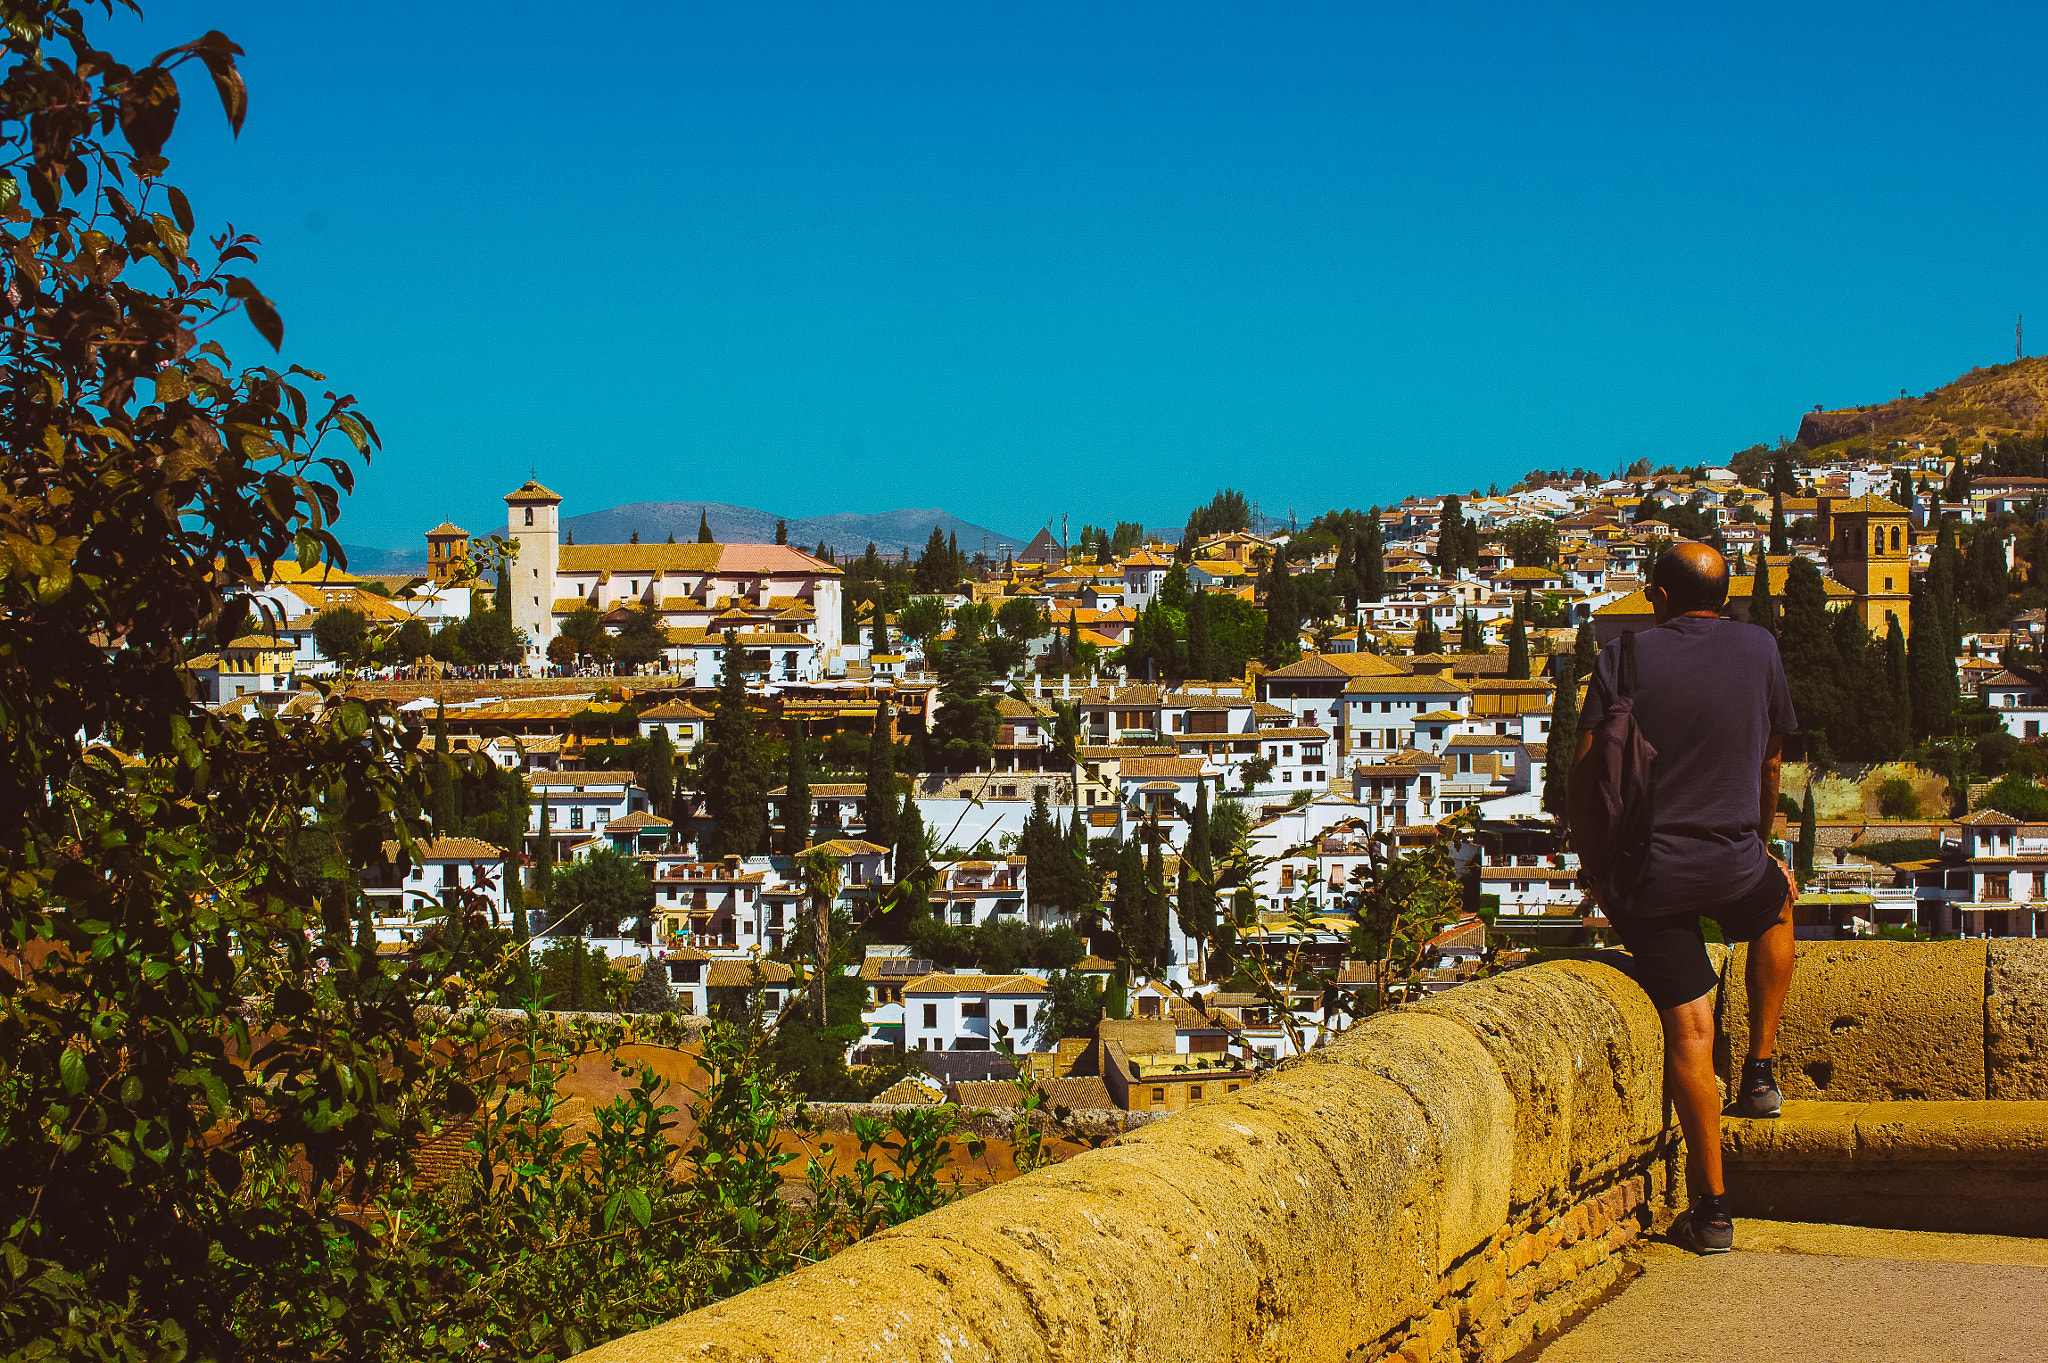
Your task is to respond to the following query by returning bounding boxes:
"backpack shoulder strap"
[1619,629,1637,699]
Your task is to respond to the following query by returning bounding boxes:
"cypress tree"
[666,530,675,543]
[1178,782,1217,951]
[532,786,554,899]
[1796,786,1817,878]
[1831,607,1878,760]
[1262,543,1298,666]
[1907,574,1956,741]
[697,509,714,543]
[1435,496,1467,574]
[1506,611,1531,680]
[1542,651,1579,819]
[775,518,788,545]
[1187,588,1214,680]
[895,796,927,886]
[1574,621,1597,675]
[1338,522,1360,615]
[840,586,859,651]
[1749,553,1777,634]
[1112,837,1146,959]
[1932,516,1962,653]
[779,723,811,854]
[700,630,768,857]
[643,722,675,820]
[1770,489,1789,554]
[1361,510,1386,602]
[1779,557,1842,758]
[1884,614,1912,758]
[864,699,898,867]
[1143,814,1169,970]
[1413,613,1443,656]
[1459,611,1483,653]
[1022,786,1056,917]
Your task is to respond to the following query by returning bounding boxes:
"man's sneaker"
[1735,1058,1783,1119]
[1670,1203,1734,1255]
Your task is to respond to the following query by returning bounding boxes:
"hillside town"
[193,433,2048,1111]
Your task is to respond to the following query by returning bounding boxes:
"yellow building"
[1819,494,1912,635]
[424,521,471,585]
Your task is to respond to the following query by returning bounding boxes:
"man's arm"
[1758,734,1784,840]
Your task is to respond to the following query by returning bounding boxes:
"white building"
[527,771,649,861]
[503,479,844,674]
[903,972,1049,1052]
[361,837,511,944]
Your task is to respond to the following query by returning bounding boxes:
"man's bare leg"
[1661,992,1723,1198]
[1745,894,1797,1060]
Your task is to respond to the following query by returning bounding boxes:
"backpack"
[1572,630,1658,913]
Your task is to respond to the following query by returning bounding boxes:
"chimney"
[1062,674,1072,700]
[1116,665,1128,686]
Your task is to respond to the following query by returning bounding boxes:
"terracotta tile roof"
[1826,494,1909,516]
[1343,674,1470,694]
[901,973,1049,995]
[504,479,563,503]
[638,700,713,719]
[769,782,868,797]
[707,958,795,987]
[378,836,507,860]
[530,770,640,788]
[1118,756,1208,778]
[425,521,468,537]
[811,838,890,857]
[1261,652,1409,680]
[603,811,671,829]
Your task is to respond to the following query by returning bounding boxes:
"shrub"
[1876,778,1921,820]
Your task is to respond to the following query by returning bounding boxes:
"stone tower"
[504,479,562,669]
[1822,493,1911,636]
[424,521,470,585]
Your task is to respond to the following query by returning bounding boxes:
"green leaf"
[58,1047,86,1094]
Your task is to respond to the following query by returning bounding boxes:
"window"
[524,507,533,526]
[596,807,613,825]
[1014,1004,1029,1027]
[922,1003,938,1028]
[1891,526,1901,552]
[762,992,779,1010]
[440,864,458,887]
[1885,577,1893,591]
[1985,873,2010,901]
[569,807,584,830]
[962,1001,987,1020]
[1189,1085,1203,1100]
[1151,1087,1166,1103]
[1228,1083,1241,1093]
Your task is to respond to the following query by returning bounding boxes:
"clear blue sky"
[122,2,2048,548]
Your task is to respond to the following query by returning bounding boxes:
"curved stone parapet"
[581,958,1674,1363]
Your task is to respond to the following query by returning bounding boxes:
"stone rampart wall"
[583,959,1677,1363]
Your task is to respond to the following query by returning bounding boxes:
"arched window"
[524,507,534,526]
[1872,527,1883,555]
[1890,525,1901,552]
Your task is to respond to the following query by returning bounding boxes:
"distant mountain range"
[559,501,1025,558]
[339,543,429,575]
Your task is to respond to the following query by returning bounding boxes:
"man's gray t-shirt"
[1578,616,1798,917]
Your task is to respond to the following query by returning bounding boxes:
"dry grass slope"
[1796,355,2048,451]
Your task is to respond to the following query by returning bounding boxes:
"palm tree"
[793,844,842,1024]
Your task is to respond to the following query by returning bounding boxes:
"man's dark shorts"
[1610,862,1792,1011]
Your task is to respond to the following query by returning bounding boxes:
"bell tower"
[504,479,562,670]
[1824,493,1911,636]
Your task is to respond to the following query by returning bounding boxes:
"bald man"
[1569,541,1798,1255]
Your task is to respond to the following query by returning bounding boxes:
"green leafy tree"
[898,595,947,655]
[551,845,654,938]
[1983,773,2048,820]
[1574,620,1597,675]
[700,631,769,857]
[462,605,524,666]
[1031,970,1104,1046]
[932,631,998,770]
[312,604,370,668]
[1412,613,1443,655]
[559,602,608,664]
[628,961,677,1013]
[613,601,667,670]
[1498,518,1558,567]
[394,616,432,663]
[1359,511,1386,602]
[1458,611,1484,653]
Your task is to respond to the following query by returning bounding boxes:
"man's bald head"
[1649,542,1729,618]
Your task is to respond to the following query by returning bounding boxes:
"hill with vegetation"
[561,501,1020,558]
[1794,355,2048,453]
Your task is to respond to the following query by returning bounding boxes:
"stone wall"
[581,959,1677,1363]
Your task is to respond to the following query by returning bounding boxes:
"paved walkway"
[1535,1221,2048,1363]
